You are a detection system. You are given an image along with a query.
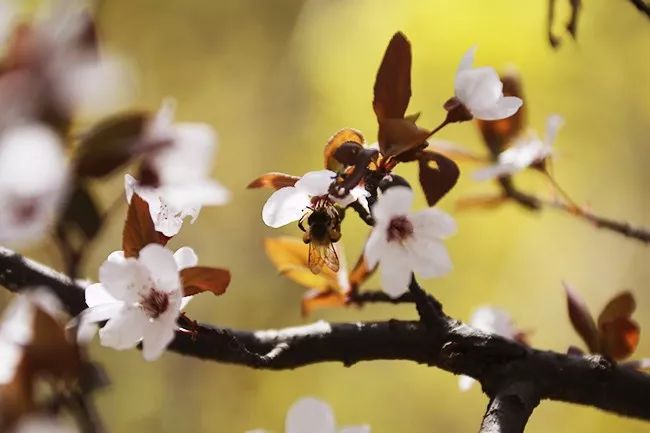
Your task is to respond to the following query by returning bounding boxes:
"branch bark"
[479,382,539,433]
[1,247,650,422]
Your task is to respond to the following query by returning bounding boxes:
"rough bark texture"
[1,246,650,427]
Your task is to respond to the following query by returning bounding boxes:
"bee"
[299,204,343,274]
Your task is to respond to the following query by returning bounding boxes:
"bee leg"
[302,232,311,244]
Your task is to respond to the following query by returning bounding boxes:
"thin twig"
[479,382,540,433]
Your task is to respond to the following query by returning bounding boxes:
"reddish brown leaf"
[597,291,636,328]
[75,112,150,178]
[563,282,599,353]
[477,72,526,157]
[301,289,346,317]
[247,172,299,190]
[181,266,231,297]
[378,118,430,158]
[417,151,460,206]
[123,194,168,258]
[599,317,640,361]
[597,291,639,360]
[373,32,412,121]
[324,128,365,171]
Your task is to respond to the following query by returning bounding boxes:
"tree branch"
[479,382,539,433]
[1,247,650,422]
[627,0,650,17]
[498,179,650,244]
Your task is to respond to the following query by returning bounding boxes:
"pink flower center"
[387,215,413,243]
[141,288,170,319]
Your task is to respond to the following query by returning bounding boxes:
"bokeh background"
[5,0,650,432]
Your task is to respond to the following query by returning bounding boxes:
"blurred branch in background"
[627,0,650,17]
[1,245,650,433]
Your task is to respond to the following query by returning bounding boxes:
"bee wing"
[309,242,340,275]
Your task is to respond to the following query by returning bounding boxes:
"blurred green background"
[8,0,650,431]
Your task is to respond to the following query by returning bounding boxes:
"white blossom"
[0,124,69,246]
[247,397,370,433]
[454,47,523,121]
[459,306,519,391]
[0,1,16,46]
[126,101,230,237]
[364,186,455,298]
[79,244,197,361]
[473,115,564,181]
[262,169,368,228]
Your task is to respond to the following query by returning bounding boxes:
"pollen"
[387,215,414,242]
[141,288,170,319]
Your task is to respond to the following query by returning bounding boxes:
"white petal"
[286,398,336,433]
[379,256,412,298]
[174,247,198,270]
[409,238,453,279]
[0,338,22,385]
[411,208,457,239]
[76,303,124,344]
[471,96,523,121]
[85,283,119,308]
[124,174,137,203]
[456,46,476,76]
[364,223,387,269]
[98,258,146,303]
[473,163,520,181]
[372,186,413,223]
[544,114,564,147]
[98,307,147,350]
[107,250,126,263]
[295,170,336,196]
[141,316,177,361]
[180,296,193,310]
[458,375,476,392]
[262,187,310,228]
[138,244,180,293]
[464,68,503,112]
[470,306,517,339]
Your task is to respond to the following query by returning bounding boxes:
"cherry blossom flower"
[473,115,564,181]
[247,397,370,433]
[364,186,455,298]
[458,306,520,391]
[453,47,523,121]
[0,124,69,246]
[262,169,368,228]
[79,244,197,361]
[125,101,230,237]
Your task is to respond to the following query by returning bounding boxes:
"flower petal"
[409,238,453,279]
[372,186,413,223]
[456,46,476,76]
[544,114,564,147]
[364,222,387,269]
[339,427,371,433]
[85,283,119,308]
[471,96,522,121]
[174,247,198,270]
[379,254,412,298]
[473,163,520,181]
[411,208,457,239]
[295,170,336,196]
[141,315,177,361]
[138,244,180,293]
[98,307,147,350]
[262,187,310,228]
[458,375,476,392]
[286,398,336,433]
[98,258,146,303]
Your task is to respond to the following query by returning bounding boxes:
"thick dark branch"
[479,382,540,433]
[348,290,415,305]
[1,247,650,421]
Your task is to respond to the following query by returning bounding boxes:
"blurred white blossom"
[454,47,523,121]
[79,244,195,361]
[12,415,77,433]
[0,1,16,46]
[247,397,370,433]
[364,186,455,298]
[0,124,69,245]
[459,306,521,391]
[125,101,230,237]
[474,115,564,181]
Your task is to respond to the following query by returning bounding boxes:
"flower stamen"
[386,215,413,243]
